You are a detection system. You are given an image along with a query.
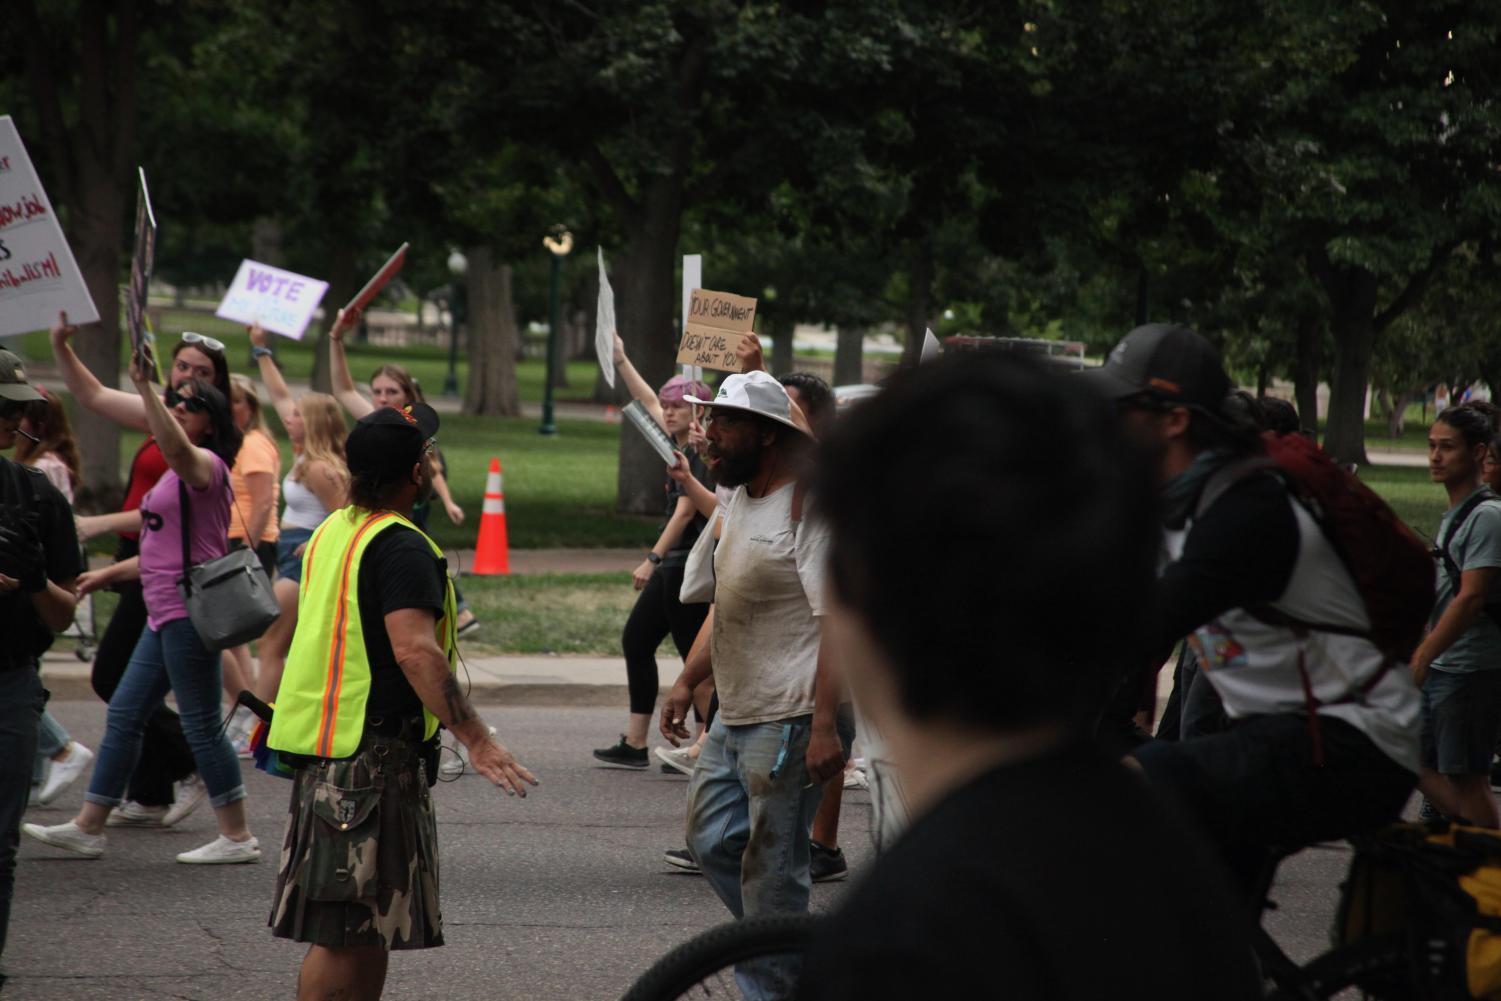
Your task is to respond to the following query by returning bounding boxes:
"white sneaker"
[176,834,260,865]
[231,732,253,759]
[654,745,697,776]
[438,726,497,779]
[843,763,869,791]
[163,775,207,827]
[37,743,94,805]
[108,801,169,827]
[22,820,105,858]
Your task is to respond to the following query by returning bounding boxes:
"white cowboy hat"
[685,371,812,436]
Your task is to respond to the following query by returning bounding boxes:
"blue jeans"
[33,710,70,786]
[686,715,825,999]
[85,618,245,810]
[1,666,45,972]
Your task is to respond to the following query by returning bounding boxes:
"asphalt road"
[6,701,1355,1000]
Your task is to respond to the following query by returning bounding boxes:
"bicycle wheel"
[1265,934,1417,1001]
[621,915,820,1001]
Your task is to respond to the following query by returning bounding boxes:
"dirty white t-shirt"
[711,482,829,725]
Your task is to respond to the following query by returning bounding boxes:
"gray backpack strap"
[1193,457,1279,520]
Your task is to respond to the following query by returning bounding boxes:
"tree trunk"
[1135,268,1150,326]
[1293,313,1320,437]
[462,247,521,417]
[901,247,933,368]
[308,241,358,393]
[1322,273,1379,466]
[769,316,794,376]
[70,170,126,511]
[614,183,684,515]
[834,326,864,386]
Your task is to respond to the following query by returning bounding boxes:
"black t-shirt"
[0,458,84,661]
[796,742,1260,1001]
[663,449,711,566]
[358,525,448,721]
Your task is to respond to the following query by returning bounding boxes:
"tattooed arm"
[386,607,537,795]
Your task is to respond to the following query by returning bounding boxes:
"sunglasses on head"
[164,387,209,414]
[180,331,226,354]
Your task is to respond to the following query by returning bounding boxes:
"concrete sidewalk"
[40,647,673,706]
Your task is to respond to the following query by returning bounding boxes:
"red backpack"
[1229,431,1435,664]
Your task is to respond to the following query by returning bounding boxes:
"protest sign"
[921,327,941,362]
[127,168,157,368]
[676,288,757,372]
[343,243,408,318]
[622,401,679,466]
[596,247,616,388]
[215,259,328,340]
[680,254,702,379]
[0,116,99,337]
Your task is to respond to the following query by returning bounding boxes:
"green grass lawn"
[453,572,671,657]
[1359,464,1444,542]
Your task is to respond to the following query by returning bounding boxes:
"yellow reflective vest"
[268,506,457,758]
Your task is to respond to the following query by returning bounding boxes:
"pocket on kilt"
[302,781,382,902]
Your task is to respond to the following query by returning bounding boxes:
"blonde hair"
[229,374,268,434]
[369,364,425,406]
[292,392,349,488]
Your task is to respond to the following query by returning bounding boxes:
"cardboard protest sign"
[0,116,99,336]
[127,168,157,369]
[595,247,616,388]
[215,260,328,340]
[676,288,757,372]
[343,243,408,319]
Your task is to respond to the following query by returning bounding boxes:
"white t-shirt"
[1168,499,1422,774]
[710,482,830,726]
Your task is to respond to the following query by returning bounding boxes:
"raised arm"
[327,309,375,419]
[613,334,666,429]
[247,323,298,426]
[129,351,219,490]
[668,452,719,520]
[49,312,150,431]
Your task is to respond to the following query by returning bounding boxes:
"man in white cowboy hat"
[660,370,845,995]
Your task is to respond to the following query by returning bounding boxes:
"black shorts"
[1421,669,1501,776]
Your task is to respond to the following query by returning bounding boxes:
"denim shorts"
[1421,668,1501,776]
[276,527,315,583]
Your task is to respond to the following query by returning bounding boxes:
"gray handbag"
[176,479,280,650]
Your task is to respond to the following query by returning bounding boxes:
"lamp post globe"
[443,249,467,397]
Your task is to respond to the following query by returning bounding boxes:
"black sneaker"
[664,848,700,873]
[593,736,649,768]
[810,840,848,883]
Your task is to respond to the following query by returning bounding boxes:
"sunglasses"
[704,410,748,428]
[180,331,226,354]
[164,387,210,414]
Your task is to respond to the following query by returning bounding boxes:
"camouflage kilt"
[269,732,443,950]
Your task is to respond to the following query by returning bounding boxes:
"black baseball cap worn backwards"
[345,403,439,484]
[1087,324,1230,413]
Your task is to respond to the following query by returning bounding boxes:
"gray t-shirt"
[710,483,829,725]
[1431,488,1501,674]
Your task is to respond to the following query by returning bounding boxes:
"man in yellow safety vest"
[267,402,536,1001]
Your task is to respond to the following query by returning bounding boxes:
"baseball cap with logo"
[345,403,440,484]
[1085,324,1230,413]
[0,350,44,404]
[685,371,811,436]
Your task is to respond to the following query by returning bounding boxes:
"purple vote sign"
[215,259,329,340]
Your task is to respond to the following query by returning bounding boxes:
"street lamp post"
[442,249,467,397]
[540,227,573,436]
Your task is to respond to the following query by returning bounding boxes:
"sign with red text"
[0,116,98,337]
[215,259,329,340]
[676,288,757,372]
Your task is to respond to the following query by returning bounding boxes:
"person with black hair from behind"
[797,351,1257,1001]
[1412,402,1501,827]
[1094,324,1420,897]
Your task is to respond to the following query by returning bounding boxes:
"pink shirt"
[138,454,231,630]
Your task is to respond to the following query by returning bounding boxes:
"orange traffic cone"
[471,458,510,575]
